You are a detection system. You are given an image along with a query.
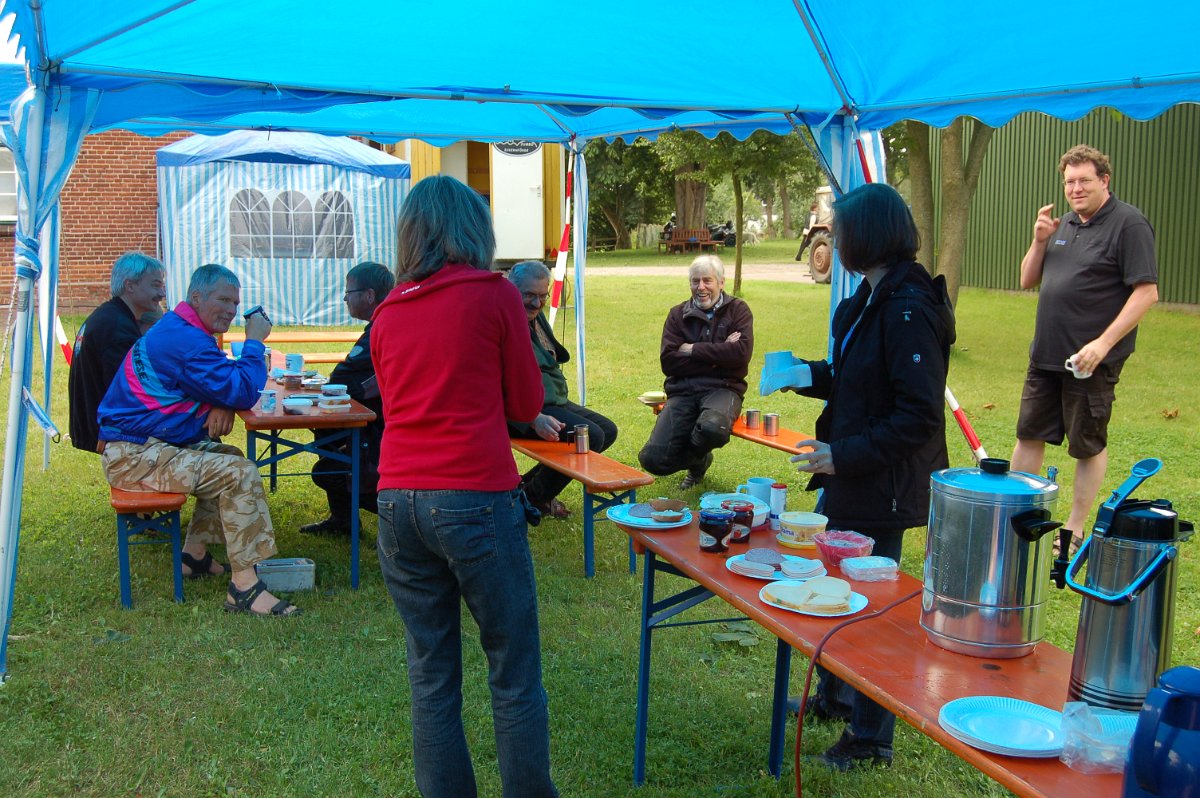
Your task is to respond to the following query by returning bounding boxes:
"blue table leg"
[633,548,656,786]
[631,550,736,786]
[584,488,639,578]
[349,427,361,590]
[768,638,792,777]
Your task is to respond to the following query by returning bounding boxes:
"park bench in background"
[510,437,654,578]
[667,228,718,254]
[220,330,361,364]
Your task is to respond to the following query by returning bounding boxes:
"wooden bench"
[220,330,361,365]
[110,488,188,608]
[666,228,719,254]
[729,416,814,456]
[647,402,814,457]
[510,437,654,578]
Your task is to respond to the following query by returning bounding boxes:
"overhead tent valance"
[3,0,1200,679]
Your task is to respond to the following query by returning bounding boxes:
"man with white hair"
[68,252,167,455]
[639,255,754,488]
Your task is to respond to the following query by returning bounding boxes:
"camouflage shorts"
[101,438,277,570]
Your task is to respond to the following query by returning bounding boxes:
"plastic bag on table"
[1059,701,1137,775]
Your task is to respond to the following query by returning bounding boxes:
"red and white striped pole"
[55,315,73,367]
[547,157,573,326]
[945,386,987,462]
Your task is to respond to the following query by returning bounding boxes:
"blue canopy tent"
[2,0,1199,679]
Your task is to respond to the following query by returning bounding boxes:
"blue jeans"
[377,488,558,798]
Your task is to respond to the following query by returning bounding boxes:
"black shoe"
[786,694,852,722]
[299,516,351,536]
[679,452,713,490]
[820,730,893,771]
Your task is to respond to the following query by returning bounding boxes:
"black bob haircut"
[831,183,920,273]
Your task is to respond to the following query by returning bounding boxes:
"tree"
[583,139,674,249]
[904,118,994,306]
[657,130,815,292]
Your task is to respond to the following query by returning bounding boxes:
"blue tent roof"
[3,0,1199,138]
[155,129,410,178]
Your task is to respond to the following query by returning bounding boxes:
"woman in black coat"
[790,182,955,770]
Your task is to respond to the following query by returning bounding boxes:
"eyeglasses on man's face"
[343,288,368,301]
[522,291,551,305]
[1063,177,1100,189]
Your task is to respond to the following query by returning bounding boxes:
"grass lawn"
[1,269,1197,797]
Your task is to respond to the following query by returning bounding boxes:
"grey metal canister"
[921,458,1061,658]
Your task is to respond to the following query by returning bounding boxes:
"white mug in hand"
[1064,355,1092,380]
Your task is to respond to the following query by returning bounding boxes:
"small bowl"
[779,511,827,547]
[318,400,351,413]
[812,530,875,567]
[650,510,684,523]
[301,376,329,389]
[322,384,348,397]
[648,497,687,512]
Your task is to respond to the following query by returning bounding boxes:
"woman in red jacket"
[372,176,558,798]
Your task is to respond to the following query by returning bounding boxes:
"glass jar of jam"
[698,509,734,553]
[720,499,755,544]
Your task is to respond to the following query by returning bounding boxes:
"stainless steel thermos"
[1066,458,1194,711]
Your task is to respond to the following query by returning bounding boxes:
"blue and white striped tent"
[156,130,410,325]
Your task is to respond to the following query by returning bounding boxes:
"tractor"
[794,185,833,284]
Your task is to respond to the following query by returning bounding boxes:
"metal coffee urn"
[1065,458,1194,711]
[922,458,1062,658]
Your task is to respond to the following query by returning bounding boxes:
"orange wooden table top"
[237,382,375,431]
[618,519,1120,798]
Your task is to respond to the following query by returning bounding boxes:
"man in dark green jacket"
[507,261,618,519]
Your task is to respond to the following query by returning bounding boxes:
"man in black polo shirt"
[298,261,394,536]
[1010,145,1158,552]
[68,252,168,455]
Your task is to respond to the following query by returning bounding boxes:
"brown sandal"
[224,579,301,617]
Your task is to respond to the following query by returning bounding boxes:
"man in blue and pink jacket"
[98,263,300,617]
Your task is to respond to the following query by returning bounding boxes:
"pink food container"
[812,529,875,567]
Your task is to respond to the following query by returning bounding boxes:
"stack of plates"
[938,696,1064,757]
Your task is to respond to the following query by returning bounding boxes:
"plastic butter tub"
[254,557,316,591]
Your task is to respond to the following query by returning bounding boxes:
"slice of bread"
[764,576,852,614]
[763,582,815,610]
[805,576,852,600]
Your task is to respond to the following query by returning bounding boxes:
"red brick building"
[1,129,189,315]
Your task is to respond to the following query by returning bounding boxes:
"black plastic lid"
[1107,498,1180,541]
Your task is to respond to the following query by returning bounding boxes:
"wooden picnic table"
[614,516,1121,796]
[238,380,375,588]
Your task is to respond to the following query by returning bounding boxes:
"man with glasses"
[1011,145,1158,554]
[299,261,395,535]
[639,254,754,489]
[506,260,618,519]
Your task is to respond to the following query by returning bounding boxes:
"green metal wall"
[932,105,1200,305]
